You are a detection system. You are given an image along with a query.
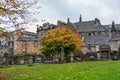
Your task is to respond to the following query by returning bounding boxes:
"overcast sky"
[36,0,120,25]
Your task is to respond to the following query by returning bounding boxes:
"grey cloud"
[38,0,120,25]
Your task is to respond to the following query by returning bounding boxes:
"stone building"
[63,16,120,55]
[1,15,120,57]
[17,31,39,54]
[37,22,56,38]
[6,30,41,55]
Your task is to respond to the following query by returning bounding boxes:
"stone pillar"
[0,56,3,65]
[60,47,65,63]
[3,53,9,66]
[97,52,100,60]
[28,56,33,66]
[118,47,120,60]
[70,53,74,62]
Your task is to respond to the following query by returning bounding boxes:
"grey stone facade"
[1,16,120,56]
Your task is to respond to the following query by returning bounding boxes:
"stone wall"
[14,40,41,55]
[14,41,23,54]
[26,41,41,54]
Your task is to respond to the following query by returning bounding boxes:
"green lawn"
[0,61,120,80]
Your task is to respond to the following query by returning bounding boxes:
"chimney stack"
[111,20,116,32]
[79,15,82,22]
[67,18,70,23]
[112,20,115,27]
[95,18,100,25]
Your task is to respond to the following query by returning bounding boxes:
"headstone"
[114,55,118,60]
[37,57,42,63]
[53,57,59,63]
[24,55,29,64]
[70,53,74,62]
[28,56,33,66]
[3,53,9,66]
[60,47,65,63]
[90,56,95,60]
[97,53,100,60]
[0,56,3,65]
[19,59,24,64]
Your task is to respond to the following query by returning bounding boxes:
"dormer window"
[22,41,26,51]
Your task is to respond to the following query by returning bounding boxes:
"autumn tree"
[0,0,40,30]
[0,27,7,37]
[40,27,83,57]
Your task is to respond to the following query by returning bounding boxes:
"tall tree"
[40,27,83,56]
[0,0,40,30]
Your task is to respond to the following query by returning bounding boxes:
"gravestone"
[36,57,42,63]
[113,55,118,60]
[0,56,3,65]
[70,53,74,62]
[60,47,65,63]
[19,58,25,64]
[24,55,29,64]
[28,56,33,66]
[97,53,100,60]
[53,57,59,63]
[75,52,84,62]
[111,52,119,60]
[3,52,9,66]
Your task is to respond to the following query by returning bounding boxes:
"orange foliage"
[40,27,83,55]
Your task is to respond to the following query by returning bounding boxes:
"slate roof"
[71,23,77,31]
[74,20,96,32]
[84,35,109,45]
[22,31,36,36]
[73,20,120,32]
[17,36,38,41]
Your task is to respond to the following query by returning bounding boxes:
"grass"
[0,61,120,80]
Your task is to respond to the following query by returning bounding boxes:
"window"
[9,48,13,53]
[22,41,26,51]
[34,41,38,47]
[41,32,45,36]
[39,32,44,37]
[118,32,120,36]
[10,36,14,41]
[40,32,42,36]
[88,33,91,36]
